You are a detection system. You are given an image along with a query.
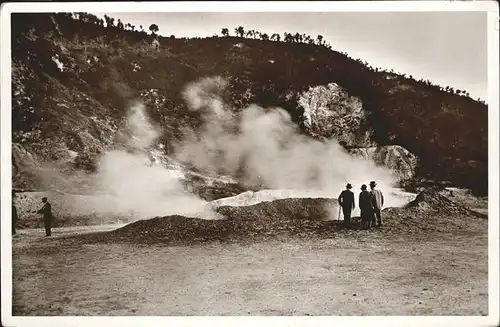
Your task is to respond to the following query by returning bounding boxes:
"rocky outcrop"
[12,143,42,190]
[297,83,376,148]
[181,171,251,201]
[12,143,37,174]
[348,145,418,182]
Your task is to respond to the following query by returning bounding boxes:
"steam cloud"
[88,101,210,219]
[33,76,407,222]
[174,76,399,204]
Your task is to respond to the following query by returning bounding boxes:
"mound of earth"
[381,188,487,235]
[439,187,488,216]
[78,198,341,245]
[74,188,487,246]
[216,197,338,222]
[406,187,486,217]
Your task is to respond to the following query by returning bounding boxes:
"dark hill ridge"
[11,13,487,193]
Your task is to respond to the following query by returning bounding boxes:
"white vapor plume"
[33,76,410,224]
[174,76,403,210]
[89,101,211,220]
[124,101,160,150]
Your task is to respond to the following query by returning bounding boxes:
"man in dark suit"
[338,183,355,226]
[358,184,373,229]
[36,197,53,236]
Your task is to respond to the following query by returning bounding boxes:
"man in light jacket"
[369,181,384,227]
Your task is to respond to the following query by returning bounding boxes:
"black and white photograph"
[1,1,499,326]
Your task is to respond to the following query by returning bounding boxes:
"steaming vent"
[28,76,416,227]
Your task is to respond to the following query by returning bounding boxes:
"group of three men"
[338,180,384,229]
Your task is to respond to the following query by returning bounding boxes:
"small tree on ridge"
[149,23,159,35]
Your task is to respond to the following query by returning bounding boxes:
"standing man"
[369,181,384,227]
[36,197,53,236]
[359,184,373,229]
[338,183,355,226]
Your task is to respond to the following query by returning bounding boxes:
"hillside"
[11,13,488,195]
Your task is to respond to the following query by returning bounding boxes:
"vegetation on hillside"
[11,12,488,194]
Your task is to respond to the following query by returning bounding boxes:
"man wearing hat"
[35,197,53,236]
[359,184,373,229]
[369,181,384,227]
[338,183,355,226]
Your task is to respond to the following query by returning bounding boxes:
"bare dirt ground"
[12,225,488,316]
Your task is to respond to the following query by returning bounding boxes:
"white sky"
[95,11,488,100]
